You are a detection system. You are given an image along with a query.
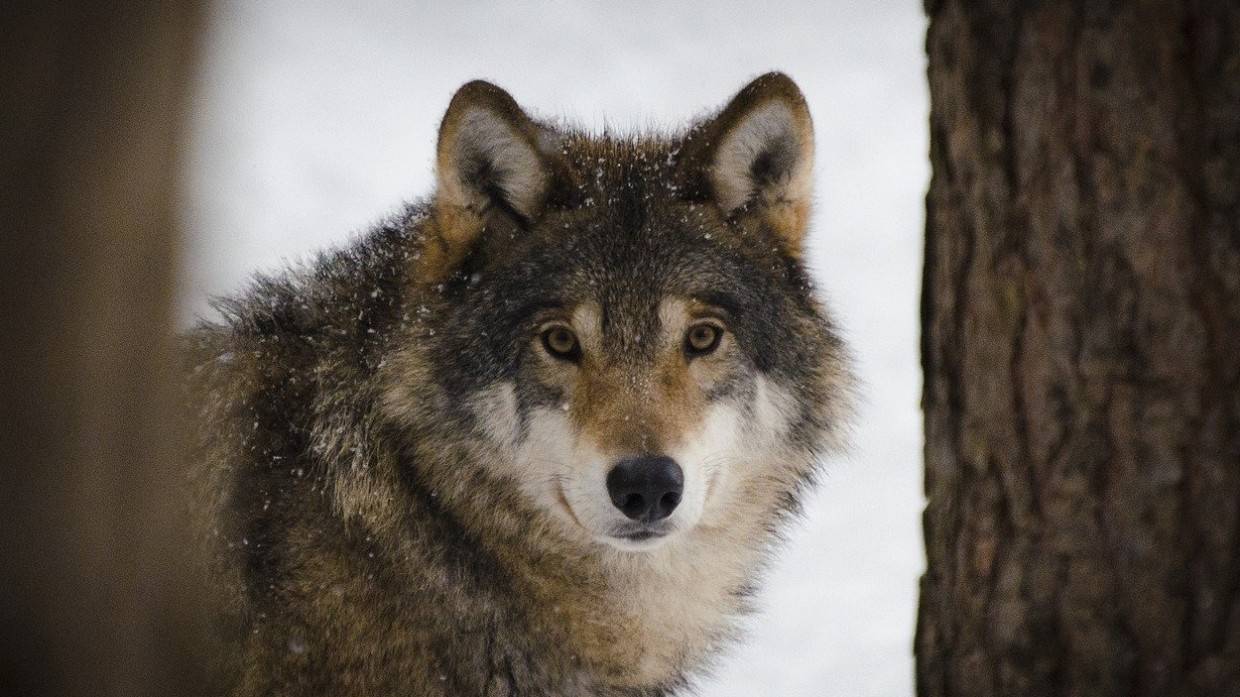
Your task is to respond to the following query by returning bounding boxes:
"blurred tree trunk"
[0,3,210,696]
[918,2,1240,697]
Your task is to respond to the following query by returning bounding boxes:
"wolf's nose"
[606,455,684,522]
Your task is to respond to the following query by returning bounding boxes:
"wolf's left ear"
[422,80,569,281]
[680,72,815,255]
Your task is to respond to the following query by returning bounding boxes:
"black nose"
[606,455,684,522]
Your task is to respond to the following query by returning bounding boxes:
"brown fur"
[570,299,733,457]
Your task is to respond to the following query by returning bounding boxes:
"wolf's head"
[384,74,851,554]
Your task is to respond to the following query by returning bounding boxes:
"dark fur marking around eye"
[691,291,743,318]
[541,326,580,362]
[684,323,723,357]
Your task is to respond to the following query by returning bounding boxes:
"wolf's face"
[392,75,849,553]
[464,219,809,551]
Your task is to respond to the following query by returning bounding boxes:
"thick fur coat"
[187,73,853,696]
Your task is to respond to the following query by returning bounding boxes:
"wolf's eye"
[541,325,581,361]
[685,322,723,357]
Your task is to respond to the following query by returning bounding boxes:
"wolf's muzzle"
[605,455,684,522]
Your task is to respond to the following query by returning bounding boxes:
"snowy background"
[180,2,928,695]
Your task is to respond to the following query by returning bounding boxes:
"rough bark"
[918,2,1240,697]
[0,3,210,696]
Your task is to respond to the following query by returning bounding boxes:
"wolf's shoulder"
[188,202,428,358]
[181,201,432,445]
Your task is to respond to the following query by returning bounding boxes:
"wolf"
[187,72,853,696]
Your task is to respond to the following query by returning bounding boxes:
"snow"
[181,2,928,695]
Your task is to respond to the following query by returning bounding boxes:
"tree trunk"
[0,3,210,696]
[918,2,1240,697]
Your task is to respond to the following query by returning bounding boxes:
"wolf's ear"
[680,72,815,255]
[422,81,567,281]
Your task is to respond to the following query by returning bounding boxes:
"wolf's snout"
[606,456,684,522]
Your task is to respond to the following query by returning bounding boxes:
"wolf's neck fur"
[417,442,790,690]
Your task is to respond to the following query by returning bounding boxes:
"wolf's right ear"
[422,81,568,282]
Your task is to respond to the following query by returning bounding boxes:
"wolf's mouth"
[615,530,665,542]
[609,522,671,543]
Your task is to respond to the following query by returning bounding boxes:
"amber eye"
[685,322,723,357]
[541,325,580,361]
